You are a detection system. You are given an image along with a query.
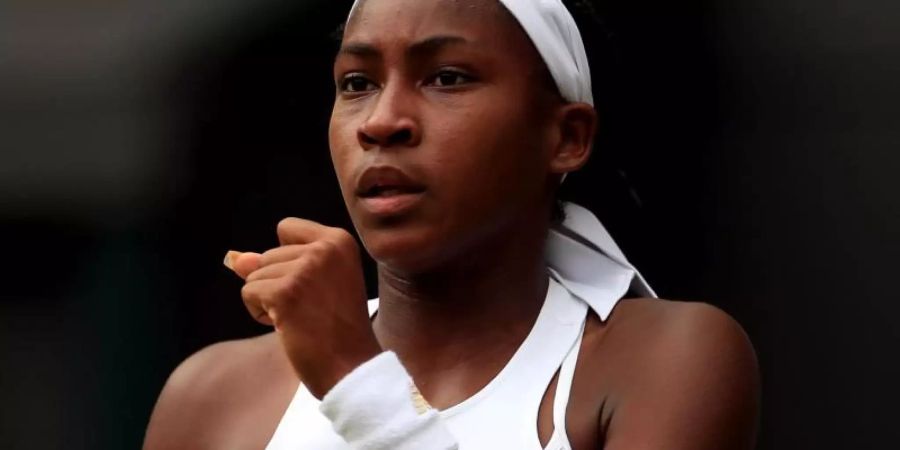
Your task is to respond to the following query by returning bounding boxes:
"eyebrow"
[337,35,470,60]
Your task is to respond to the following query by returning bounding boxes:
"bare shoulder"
[154,332,291,406]
[579,298,760,450]
[143,332,298,450]
[602,298,757,365]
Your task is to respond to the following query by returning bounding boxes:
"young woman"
[144,0,759,448]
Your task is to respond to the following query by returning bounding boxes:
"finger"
[224,251,262,280]
[277,217,354,247]
[259,244,308,268]
[240,279,279,326]
[245,258,296,283]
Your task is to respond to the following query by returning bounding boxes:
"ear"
[548,103,597,175]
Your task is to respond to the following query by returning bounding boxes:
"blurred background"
[1,0,897,448]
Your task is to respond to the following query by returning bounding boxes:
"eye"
[426,70,473,88]
[340,74,378,93]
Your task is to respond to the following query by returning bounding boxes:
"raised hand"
[224,218,382,399]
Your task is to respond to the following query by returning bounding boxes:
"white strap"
[550,318,585,449]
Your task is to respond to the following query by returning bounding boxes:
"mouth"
[355,166,427,216]
[357,184,426,198]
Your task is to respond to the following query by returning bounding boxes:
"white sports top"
[268,275,589,449]
[266,204,654,449]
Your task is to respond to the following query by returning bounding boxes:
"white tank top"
[266,274,601,450]
[267,203,655,449]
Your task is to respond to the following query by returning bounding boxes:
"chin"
[359,226,448,274]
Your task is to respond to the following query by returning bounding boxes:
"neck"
[371,215,551,394]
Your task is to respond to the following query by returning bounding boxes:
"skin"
[143,0,760,449]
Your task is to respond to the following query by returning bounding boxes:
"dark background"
[1,0,897,448]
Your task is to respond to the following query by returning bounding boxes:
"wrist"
[319,351,458,449]
[303,342,383,399]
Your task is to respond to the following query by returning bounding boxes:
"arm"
[143,343,230,450]
[603,303,760,450]
[143,335,297,450]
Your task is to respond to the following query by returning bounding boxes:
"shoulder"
[585,298,758,375]
[165,332,287,392]
[581,298,760,449]
[143,333,296,449]
[606,298,757,365]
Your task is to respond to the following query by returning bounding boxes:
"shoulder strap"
[550,318,586,449]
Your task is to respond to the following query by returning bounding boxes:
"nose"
[357,83,421,150]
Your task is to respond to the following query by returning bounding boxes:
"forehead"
[344,0,521,49]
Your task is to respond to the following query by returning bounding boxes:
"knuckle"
[275,278,301,303]
[276,217,299,236]
[240,286,262,312]
[242,282,271,305]
[245,270,261,283]
[288,259,313,284]
[259,247,278,266]
[241,284,268,309]
[310,239,335,256]
[330,228,356,249]
[285,278,301,295]
[240,283,255,301]
[302,241,334,267]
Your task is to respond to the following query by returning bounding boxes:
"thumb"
[223,250,262,280]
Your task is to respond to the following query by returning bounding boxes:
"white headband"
[347,0,594,106]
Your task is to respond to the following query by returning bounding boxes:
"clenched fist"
[224,218,382,399]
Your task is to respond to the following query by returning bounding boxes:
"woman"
[144,0,759,448]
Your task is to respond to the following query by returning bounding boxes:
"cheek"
[425,104,548,216]
[328,109,358,198]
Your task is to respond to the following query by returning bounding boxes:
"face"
[329,0,569,273]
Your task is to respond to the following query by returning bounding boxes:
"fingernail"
[223,250,242,270]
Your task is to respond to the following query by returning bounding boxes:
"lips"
[355,166,427,217]
[355,166,426,198]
